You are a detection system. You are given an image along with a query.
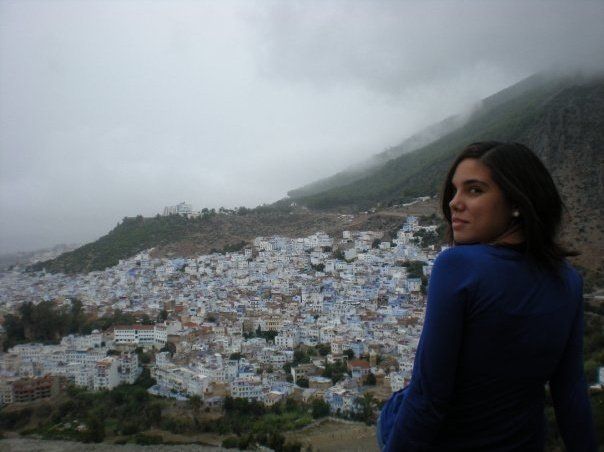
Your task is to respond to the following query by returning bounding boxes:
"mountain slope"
[289,73,575,209]
[517,79,604,272]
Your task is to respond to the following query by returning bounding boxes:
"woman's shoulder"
[434,244,497,266]
[432,245,523,285]
[430,245,493,287]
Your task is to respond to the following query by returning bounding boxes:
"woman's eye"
[469,187,482,194]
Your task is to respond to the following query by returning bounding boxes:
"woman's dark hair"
[441,141,577,271]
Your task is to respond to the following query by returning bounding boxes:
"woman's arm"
[383,249,472,451]
[549,275,597,451]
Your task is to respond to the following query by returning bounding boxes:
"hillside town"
[0,216,471,413]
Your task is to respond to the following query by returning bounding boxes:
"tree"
[311,399,330,419]
[354,393,376,425]
[135,368,156,388]
[206,313,217,323]
[322,360,347,383]
[268,432,286,451]
[403,260,424,279]
[135,348,152,364]
[222,436,239,449]
[157,309,168,322]
[316,343,331,356]
[160,341,176,355]
[82,415,105,443]
[68,298,86,334]
[188,395,202,415]
[343,349,355,360]
[2,313,24,350]
[146,401,162,425]
[293,349,310,365]
[296,377,309,388]
[365,372,377,386]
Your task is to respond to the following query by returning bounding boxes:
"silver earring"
[512,210,520,217]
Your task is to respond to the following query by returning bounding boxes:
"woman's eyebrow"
[452,179,490,187]
[463,179,489,186]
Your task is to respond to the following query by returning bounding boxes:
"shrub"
[81,416,105,443]
[120,419,141,435]
[134,433,163,445]
[0,408,32,430]
[222,436,239,448]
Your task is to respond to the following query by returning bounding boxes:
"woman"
[378,142,597,451]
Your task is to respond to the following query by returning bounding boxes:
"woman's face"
[449,158,514,244]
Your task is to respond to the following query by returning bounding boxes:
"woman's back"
[381,244,595,451]
[434,244,582,450]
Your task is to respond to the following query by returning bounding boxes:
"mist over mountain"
[286,73,568,207]
[287,110,472,199]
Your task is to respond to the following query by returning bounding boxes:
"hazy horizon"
[1,0,603,254]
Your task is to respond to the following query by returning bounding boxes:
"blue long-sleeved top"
[379,244,597,451]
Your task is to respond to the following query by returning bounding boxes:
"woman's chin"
[453,235,469,244]
[453,236,479,245]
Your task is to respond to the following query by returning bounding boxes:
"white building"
[163,202,193,216]
[230,376,264,402]
[118,353,141,384]
[113,324,167,347]
[275,331,300,349]
[93,357,120,390]
[60,330,103,350]
[154,365,210,397]
[0,379,14,405]
[389,372,409,392]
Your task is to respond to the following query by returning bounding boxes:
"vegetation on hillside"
[0,384,326,450]
[0,371,158,443]
[28,214,198,274]
[2,299,142,351]
[26,205,301,274]
[290,75,570,210]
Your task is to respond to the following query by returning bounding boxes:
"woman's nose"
[450,194,463,210]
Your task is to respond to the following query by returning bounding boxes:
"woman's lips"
[452,218,469,229]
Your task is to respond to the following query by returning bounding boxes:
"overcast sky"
[1,0,603,254]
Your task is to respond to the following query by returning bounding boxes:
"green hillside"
[289,73,573,209]
[28,214,197,274]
